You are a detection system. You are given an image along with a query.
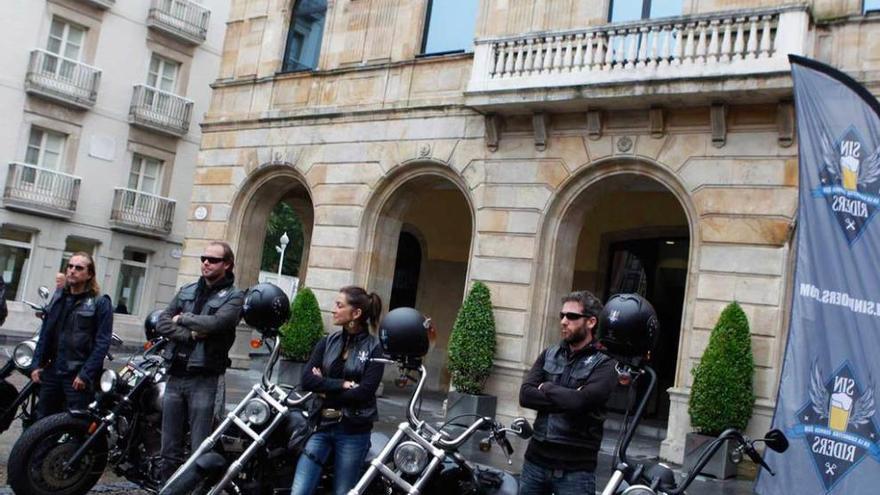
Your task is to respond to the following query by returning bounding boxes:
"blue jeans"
[291,424,371,495]
[35,367,93,420]
[518,459,597,495]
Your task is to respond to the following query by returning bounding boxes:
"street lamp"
[275,232,289,280]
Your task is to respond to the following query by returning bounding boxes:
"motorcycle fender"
[66,409,101,421]
[195,451,229,478]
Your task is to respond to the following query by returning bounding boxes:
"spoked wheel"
[7,412,108,495]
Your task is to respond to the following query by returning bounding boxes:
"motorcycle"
[599,362,790,494]
[7,331,168,495]
[158,322,322,495]
[0,286,51,434]
[349,355,532,495]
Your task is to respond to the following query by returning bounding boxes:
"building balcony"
[77,0,114,9]
[25,49,101,110]
[129,84,193,137]
[466,5,810,110]
[147,0,210,45]
[110,188,176,237]
[3,162,81,219]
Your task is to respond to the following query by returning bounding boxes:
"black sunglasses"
[200,256,224,264]
[67,264,87,272]
[559,312,590,321]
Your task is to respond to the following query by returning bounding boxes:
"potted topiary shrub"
[446,281,497,423]
[276,287,325,388]
[685,301,755,479]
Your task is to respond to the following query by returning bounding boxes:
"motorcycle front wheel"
[7,412,108,495]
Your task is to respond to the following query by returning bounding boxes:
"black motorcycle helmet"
[242,283,290,332]
[144,309,163,341]
[596,293,659,364]
[379,307,430,361]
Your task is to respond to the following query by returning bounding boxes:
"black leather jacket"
[301,329,385,431]
[157,275,243,375]
[520,342,617,469]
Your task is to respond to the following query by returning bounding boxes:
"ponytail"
[339,286,384,332]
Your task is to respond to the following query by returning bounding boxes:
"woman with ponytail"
[291,286,386,495]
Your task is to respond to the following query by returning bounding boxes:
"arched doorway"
[228,164,314,290]
[533,161,696,426]
[360,164,474,392]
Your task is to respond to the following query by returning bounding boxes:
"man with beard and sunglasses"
[156,241,244,483]
[518,291,618,495]
[31,252,113,418]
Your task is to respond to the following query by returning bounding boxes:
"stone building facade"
[0,0,228,342]
[183,0,880,462]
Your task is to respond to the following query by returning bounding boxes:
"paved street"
[0,352,756,494]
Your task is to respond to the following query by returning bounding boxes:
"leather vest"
[322,330,380,422]
[163,281,241,374]
[63,294,109,372]
[532,344,611,449]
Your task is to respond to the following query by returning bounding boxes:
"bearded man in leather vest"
[31,252,113,419]
[519,291,618,495]
[156,241,243,482]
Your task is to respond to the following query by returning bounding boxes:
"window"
[147,53,180,93]
[59,237,98,274]
[0,228,33,301]
[421,0,478,55]
[128,155,163,195]
[867,1,880,14]
[45,18,86,78]
[282,0,327,72]
[609,0,682,22]
[115,249,148,315]
[25,127,65,170]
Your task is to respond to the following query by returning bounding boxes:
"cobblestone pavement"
[0,354,756,494]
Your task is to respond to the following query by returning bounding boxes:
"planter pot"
[276,359,306,389]
[446,391,497,424]
[684,432,738,479]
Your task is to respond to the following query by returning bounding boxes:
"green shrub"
[279,287,325,361]
[688,301,755,436]
[448,281,496,395]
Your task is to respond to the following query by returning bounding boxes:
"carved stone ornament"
[617,136,634,153]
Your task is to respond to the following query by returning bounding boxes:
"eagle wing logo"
[811,360,830,419]
[820,129,842,185]
[818,127,880,188]
[850,379,876,427]
[858,145,880,187]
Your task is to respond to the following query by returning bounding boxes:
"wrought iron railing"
[25,49,101,108]
[110,188,176,236]
[147,0,210,44]
[3,162,80,216]
[129,84,193,136]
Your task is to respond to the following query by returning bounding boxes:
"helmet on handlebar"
[596,293,659,365]
[242,283,290,333]
[144,309,163,341]
[378,307,430,361]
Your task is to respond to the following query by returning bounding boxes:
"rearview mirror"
[38,286,50,300]
[511,417,533,439]
[764,429,789,453]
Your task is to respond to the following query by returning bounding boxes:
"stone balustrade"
[468,6,809,93]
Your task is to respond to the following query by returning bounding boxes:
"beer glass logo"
[797,361,880,491]
[816,126,880,244]
[829,392,853,431]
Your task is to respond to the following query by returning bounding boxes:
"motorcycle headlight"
[99,369,118,393]
[393,441,428,476]
[242,398,271,426]
[13,341,36,369]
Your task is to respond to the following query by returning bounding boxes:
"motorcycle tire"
[7,412,108,495]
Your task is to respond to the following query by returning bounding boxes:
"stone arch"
[357,160,476,390]
[227,163,315,289]
[527,157,700,383]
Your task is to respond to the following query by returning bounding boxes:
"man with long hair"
[156,241,243,482]
[31,252,113,418]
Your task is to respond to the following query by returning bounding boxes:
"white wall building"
[0,0,229,343]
